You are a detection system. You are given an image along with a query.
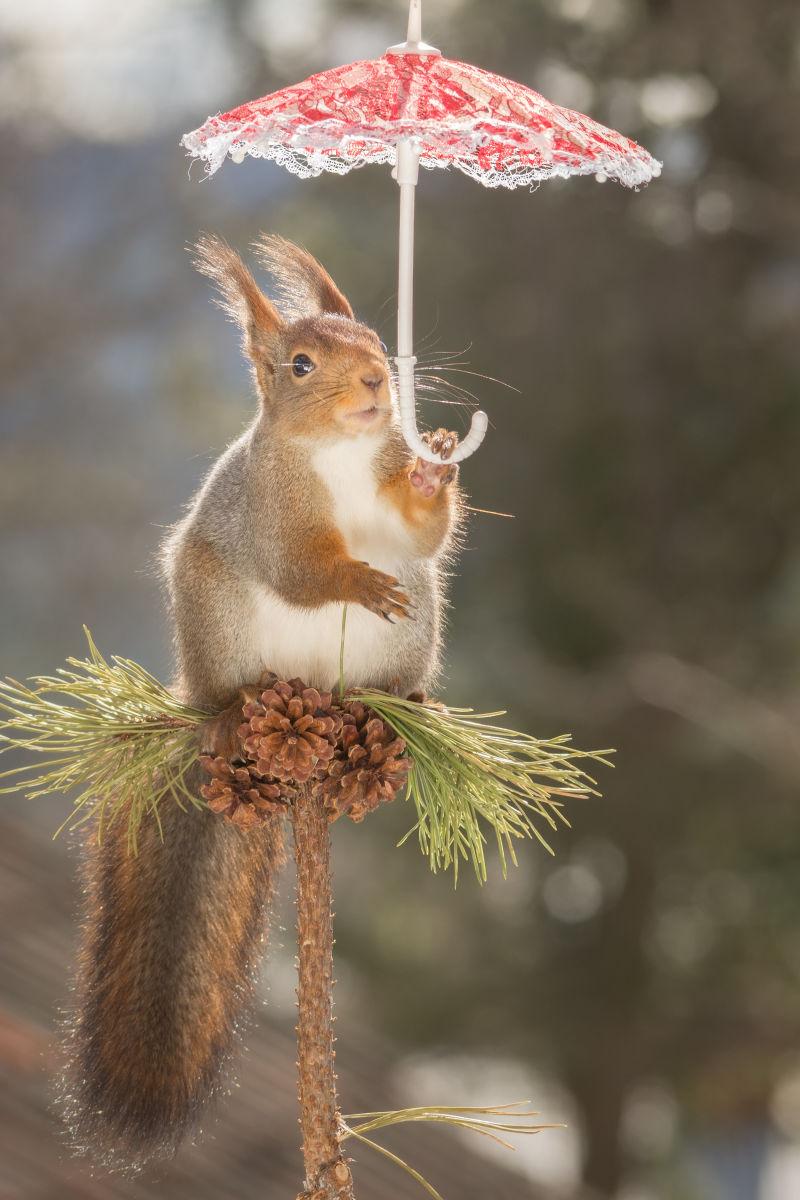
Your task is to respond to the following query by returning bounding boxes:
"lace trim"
[182,121,660,190]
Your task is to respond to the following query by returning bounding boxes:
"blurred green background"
[1,2,799,1198]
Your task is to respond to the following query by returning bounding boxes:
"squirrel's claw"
[347,562,413,622]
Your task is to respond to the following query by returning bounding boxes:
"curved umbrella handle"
[395,354,489,464]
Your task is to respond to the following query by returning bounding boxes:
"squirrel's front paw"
[347,562,412,623]
[410,429,459,497]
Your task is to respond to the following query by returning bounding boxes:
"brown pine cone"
[238,678,339,785]
[199,755,292,829]
[315,701,411,823]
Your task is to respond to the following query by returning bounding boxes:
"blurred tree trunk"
[570,1068,627,1196]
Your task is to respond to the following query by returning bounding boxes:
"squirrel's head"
[193,233,391,438]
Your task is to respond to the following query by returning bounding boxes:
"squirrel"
[63,233,463,1168]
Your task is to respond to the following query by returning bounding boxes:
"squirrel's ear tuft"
[252,234,354,322]
[193,234,284,361]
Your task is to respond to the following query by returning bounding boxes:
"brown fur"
[252,233,354,321]
[165,235,463,697]
[63,774,285,1169]
[63,234,462,1169]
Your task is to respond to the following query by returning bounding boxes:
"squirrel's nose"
[361,372,384,393]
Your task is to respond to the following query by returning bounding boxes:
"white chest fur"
[249,433,414,689]
[310,435,412,569]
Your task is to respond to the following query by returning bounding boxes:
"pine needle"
[344,1128,446,1200]
[340,1102,562,1200]
[0,628,208,852]
[348,689,613,883]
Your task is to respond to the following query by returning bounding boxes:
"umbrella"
[182,0,660,464]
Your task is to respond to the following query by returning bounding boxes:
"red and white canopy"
[183,50,659,191]
[183,1,660,464]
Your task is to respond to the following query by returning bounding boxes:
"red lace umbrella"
[182,0,660,463]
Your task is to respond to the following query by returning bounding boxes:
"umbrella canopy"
[183,50,658,191]
[183,0,660,463]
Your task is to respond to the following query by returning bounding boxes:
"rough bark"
[292,784,355,1200]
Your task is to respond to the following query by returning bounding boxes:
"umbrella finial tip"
[387,0,441,56]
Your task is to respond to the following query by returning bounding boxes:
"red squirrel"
[62,234,463,1167]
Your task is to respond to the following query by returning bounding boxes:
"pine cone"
[315,701,410,823]
[238,678,339,785]
[200,755,291,829]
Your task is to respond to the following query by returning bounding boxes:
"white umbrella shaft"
[394,138,488,465]
[407,0,422,44]
[397,141,416,361]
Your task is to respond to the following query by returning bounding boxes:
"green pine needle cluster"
[350,688,611,883]
[0,629,611,875]
[0,629,208,851]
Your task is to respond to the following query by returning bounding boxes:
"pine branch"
[0,630,612,876]
[0,630,613,1194]
[293,784,355,1199]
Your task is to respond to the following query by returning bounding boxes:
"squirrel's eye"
[292,353,315,377]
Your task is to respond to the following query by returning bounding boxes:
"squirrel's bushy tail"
[61,772,285,1170]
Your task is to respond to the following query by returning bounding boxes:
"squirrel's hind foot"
[199,686,260,760]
